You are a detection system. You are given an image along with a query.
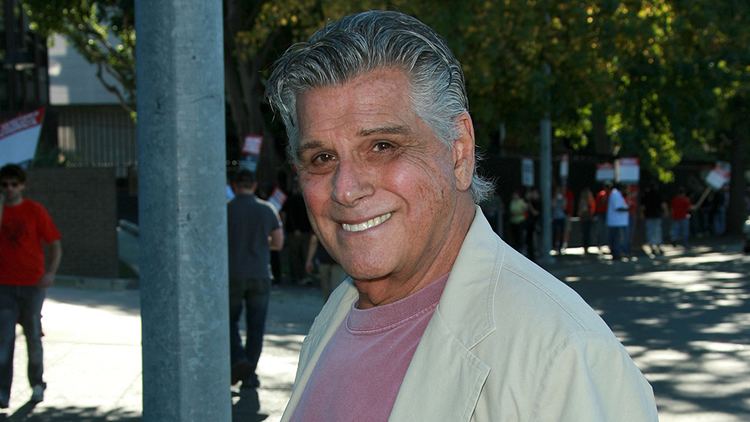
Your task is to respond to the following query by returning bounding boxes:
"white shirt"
[606,188,629,227]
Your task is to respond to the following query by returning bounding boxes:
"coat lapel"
[388,310,491,421]
[389,208,503,421]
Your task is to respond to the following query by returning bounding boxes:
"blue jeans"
[0,285,46,401]
[608,226,628,259]
[229,277,271,385]
[595,215,608,247]
[645,218,663,245]
[552,218,566,252]
[672,218,690,247]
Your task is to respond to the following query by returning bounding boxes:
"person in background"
[525,187,541,261]
[267,10,657,420]
[562,186,575,250]
[508,190,528,253]
[577,187,596,255]
[594,182,611,254]
[625,186,638,257]
[227,169,284,390]
[606,183,630,260]
[709,185,727,236]
[670,186,693,248]
[479,189,501,235]
[641,183,667,256]
[281,183,313,285]
[551,186,567,254]
[305,234,347,301]
[0,164,62,408]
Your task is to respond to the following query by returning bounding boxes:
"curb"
[55,275,139,290]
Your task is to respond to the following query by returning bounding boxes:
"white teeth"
[342,212,392,232]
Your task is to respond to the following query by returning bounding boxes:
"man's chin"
[345,266,391,285]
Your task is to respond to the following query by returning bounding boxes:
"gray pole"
[539,114,553,264]
[135,1,230,421]
[539,58,554,264]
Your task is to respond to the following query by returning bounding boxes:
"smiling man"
[267,10,657,421]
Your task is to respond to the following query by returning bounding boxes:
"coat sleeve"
[532,332,658,421]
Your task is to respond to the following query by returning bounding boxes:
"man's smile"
[341,212,393,232]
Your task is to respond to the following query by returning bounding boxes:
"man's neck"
[5,197,23,206]
[236,188,255,196]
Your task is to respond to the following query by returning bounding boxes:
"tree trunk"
[223,0,280,189]
[727,121,747,235]
[592,103,611,155]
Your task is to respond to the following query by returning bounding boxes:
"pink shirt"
[290,274,449,422]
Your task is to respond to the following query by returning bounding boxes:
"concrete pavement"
[2,237,748,421]
[548,240,750,422]
[3,284,322,421]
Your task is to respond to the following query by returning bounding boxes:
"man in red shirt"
[594,183,611,253]
[0,164,62,408]
[670,186,693,248]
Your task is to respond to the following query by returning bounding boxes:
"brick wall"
[25,168,118,278]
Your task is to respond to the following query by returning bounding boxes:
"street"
[2,239,748,421]
[551,242,750,422]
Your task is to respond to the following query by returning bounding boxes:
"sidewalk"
[3,284,323,422]
[3,235,747,421]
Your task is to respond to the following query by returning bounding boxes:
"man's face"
[295,68,475,305]
[1,177,25,205]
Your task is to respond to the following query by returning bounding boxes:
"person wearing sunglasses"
[0,164,62,409]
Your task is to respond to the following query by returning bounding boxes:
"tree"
[667,0,750,234]
[24,0,136,115]
[23,0,750,219]
[24,0,430,186]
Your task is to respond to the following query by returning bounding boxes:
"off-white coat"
[282,208,658,421]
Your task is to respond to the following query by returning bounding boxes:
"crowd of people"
[488,180,731,261]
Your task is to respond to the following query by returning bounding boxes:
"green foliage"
[22,0,750,181]
[24,0,136,114]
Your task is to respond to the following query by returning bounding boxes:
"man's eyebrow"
[358,125,410,137]
[296,125,410,158]
[297,140,324,157]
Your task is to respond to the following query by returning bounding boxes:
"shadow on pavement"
[46,287,141,317]
[1,403,141,421]
[265,286,323,337]
[232,388,267,422]
[559,245,750,419]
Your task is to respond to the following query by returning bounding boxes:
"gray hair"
[266,10,493,203]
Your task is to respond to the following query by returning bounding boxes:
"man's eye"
[372,141,394,152]
[312,153,336,165]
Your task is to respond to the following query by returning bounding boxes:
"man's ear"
[452,112,475,192]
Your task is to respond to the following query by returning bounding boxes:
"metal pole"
[539,114,553,264]
[135,1,229,420]
[538,47,554,264]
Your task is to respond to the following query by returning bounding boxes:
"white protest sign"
[267,187,288,213]
[559,154,569,179]
[615,157,639,183]
[705,162,730,190]
[595,162,614,182]
[242,134,263,156]
[521,158,534,187]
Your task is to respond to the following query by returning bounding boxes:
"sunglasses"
[1,181,20,188]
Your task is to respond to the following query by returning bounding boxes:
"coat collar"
[282,207,505,421]
[388,207,502,421]
[431,206,503,348]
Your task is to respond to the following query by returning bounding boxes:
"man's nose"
[331,159,374,206]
